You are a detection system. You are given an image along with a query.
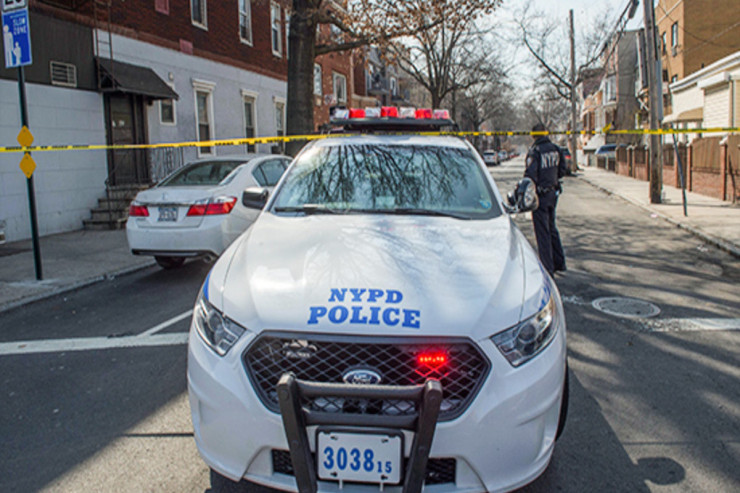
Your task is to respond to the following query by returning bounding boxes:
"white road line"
[137,310,193,337]
[642,318,740,332]
[0,333,188,356]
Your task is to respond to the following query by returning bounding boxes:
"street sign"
[2,0,27,13]
[2,7,31,68]
[19,152,35,178]
[17,125,33,147]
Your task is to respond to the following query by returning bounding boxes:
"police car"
[187,107,568,493]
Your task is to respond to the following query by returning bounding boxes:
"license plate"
[317,431,402,485]
[158,206,178,222]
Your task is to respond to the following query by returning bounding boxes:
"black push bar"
[276,372,443,493]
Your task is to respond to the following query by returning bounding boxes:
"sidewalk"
[1,170,739,313]
[0,229,154,313]
[577,166,740,258]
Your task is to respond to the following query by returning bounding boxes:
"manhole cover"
[592,297,661,319]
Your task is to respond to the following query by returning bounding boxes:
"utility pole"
[642,0,663,203]
[569,9,579,173]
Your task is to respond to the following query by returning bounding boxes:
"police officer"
[525,122,567,276]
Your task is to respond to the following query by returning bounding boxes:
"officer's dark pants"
[532,191,566,275]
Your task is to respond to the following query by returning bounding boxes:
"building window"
[191,0,207,28]
[314,64,322,96]
[243,95,256,153]
[271,3,282,57]
[159,89,176,125]
[390,77,397,97]
[605,75,616,102]
[155,0,169,15]
[333,73,347,104]
[661,32,666,55]
[239,0,252,44]
[671,74,678,83]
[285,13,290,57]
[274,98,286,153]
[671,22,678,47]
[193,80,215,155]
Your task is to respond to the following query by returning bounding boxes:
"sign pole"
[18,64,42,280]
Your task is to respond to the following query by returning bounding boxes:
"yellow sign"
[19,152,36,178]
[17,126,34,148]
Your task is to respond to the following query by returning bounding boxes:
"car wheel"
[154,256,186,269]
[556,364,569,441]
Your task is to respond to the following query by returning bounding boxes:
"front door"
[105,93,149,185]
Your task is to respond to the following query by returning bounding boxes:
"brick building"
[656,0,740,116]
[1,0,291,241]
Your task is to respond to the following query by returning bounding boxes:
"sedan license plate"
[317,431,402,485]
[158,206,178,222]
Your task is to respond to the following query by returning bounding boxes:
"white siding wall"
[703,85,731,128]
[672,84,702,115]
[0,81,106,243]
[105,33,288,164]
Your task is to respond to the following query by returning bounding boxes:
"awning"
[96,57,179,100]
[663,107,703,124]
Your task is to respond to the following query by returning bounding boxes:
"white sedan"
[126,154,290,269]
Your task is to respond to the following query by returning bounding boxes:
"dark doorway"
[104,93,149,185]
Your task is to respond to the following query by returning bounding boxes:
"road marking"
[641,318,740,332]
[0,311,193,356]
[137,309,193,337]
[0,333,188,356]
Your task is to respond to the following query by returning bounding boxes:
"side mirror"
[242,187,269,209]
[504,177,539,213]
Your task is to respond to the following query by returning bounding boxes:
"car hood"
[208,213,548,341]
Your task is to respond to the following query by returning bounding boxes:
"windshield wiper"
[387,208,471,220]
[273,204,340,215]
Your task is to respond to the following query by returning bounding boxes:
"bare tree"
[285,0,500,154]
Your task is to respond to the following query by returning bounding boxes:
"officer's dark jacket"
[524,136,567,193]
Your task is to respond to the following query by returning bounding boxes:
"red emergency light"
[349,108,366,118]
[381,106,399,117]
[417,351,448,367]
[415,108,433,119]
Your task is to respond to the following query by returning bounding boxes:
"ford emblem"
[342,369,382,385]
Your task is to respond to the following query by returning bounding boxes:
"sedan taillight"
[187,196,238,216]
[129,203,149,217]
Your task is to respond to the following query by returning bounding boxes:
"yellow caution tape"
[1,127,738,154]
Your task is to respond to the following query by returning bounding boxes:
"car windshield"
[271,143,501,219]
[158,160,247,187]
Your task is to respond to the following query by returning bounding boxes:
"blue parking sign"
[2,7,32,68]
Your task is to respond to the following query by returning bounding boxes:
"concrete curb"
[0,260,156,314]
[577,174,740,259]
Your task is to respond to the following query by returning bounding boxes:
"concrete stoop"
[83,184,150,230]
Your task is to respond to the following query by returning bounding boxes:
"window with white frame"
[271,3,282,56]
[671,22,678,48]
[274,99,286,153]
[285,13,290,57]
[314,64,322,96]
[333,73,347,104]
[243,94,257,153]
[159,90,176,125]
[661,32,666,55]
[191,0,207,28]
[193,81,215,155]
[239,0,252,44]
[390,77,397,97]
[605,75,616,102]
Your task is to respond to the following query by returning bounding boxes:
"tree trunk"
[286,0,317,156]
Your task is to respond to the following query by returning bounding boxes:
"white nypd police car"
[187,111,568,493]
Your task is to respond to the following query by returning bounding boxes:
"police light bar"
[331,106,452,121]
[328,106,457,133]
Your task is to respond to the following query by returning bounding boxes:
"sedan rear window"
[271,144,501,219]
[159,160,246,186]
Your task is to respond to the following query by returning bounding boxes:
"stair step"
[105,184,150,200]
[90,208,128,221]
[83,217,128,230]
[98,197,133,210]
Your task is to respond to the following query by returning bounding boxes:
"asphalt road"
[1,157,738,492]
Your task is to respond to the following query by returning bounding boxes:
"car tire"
[556,364,569,441]
[154,256,186,269]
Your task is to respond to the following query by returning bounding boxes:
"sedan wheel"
[154,256,186,269]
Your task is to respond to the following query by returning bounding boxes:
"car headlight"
[492,295,558,367]
[193,291,246,356]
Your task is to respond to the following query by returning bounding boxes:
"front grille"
[271,450,456,485]
[245,333,490,421]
